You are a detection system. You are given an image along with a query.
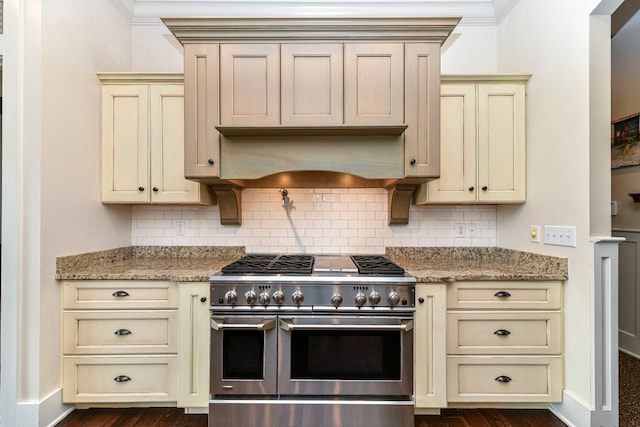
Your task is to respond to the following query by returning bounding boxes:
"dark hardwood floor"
[56,408,566,427]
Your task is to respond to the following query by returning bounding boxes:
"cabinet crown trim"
[162,17,460,43]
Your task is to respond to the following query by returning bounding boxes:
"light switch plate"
[543,225,576,247]
[530,226,541,243]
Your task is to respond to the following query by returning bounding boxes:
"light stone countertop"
[386,247,568,282]
[56,246,568,283]
[55,246,245,282]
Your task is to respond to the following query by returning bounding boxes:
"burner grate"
[221,254,314,274]
[350,255,405,276]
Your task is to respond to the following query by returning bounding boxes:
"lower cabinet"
[177,282,211,410]
[445,281,564,404]
[414,283,447,411]
[61,281,210,410]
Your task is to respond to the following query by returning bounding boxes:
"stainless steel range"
[209,254,416,427]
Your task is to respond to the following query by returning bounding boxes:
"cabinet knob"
[112,290,130,298]
[115,329,132,336]
[138,186,145,192]
[495,375,512,383]
[482,186,488,191]
[494,329,511,336]
[208,159,215,165]
[200,296,207,303]
[494,291,511,298]
[418,297,425,304]
[114,375,131,383]
[410,159,416,165]
[468,186,475,191]
[152,187,159,192]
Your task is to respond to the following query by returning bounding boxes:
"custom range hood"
[162,17,460,225]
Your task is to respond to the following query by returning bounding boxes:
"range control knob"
[388,291,401,306]
[331,293,343,308]
[354,292,367,307]
[224,290,238,305]
[258,291,271,306]
[369,291,381,306]
[244,290,257,305]
[272,290,285,305]
[292,290,304,306]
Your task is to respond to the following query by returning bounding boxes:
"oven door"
[210,315,277,396]
[278,315,413,396]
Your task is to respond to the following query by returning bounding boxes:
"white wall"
[1,0,134,425]
[495,0,615,425]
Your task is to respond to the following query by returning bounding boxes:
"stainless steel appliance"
[209,254,416,427]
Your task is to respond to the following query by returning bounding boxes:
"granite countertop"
[56,246,568,283]
[387,247,568,282]
[56,246,245,282]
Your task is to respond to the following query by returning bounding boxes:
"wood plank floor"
[56,408,566,427]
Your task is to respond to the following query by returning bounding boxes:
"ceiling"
[116,0,521,25]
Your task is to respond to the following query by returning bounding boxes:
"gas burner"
[350,255,406,276]
[221,254,314,274]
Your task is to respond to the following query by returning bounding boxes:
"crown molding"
[129,1,499,26]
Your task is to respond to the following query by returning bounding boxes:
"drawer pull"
[494,291,511,298]
[494,329,511,336]
[114,375,131,383]
[114,329,132,336]
[112,290,130,298]
[495,375,512,383]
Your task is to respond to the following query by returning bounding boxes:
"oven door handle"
[211,318,277,331]
[279,319,414,332]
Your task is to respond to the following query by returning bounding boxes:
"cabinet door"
[414,283,447,409]
[184,44,220,178]
[404,43,440,177]
[344,43,404,125]
[220,44,280,126]
[101,85,149,203]
[477,83,526,203]
[177,283,211,408]
[424,83,477,203]
[281,44,343,126]
[149,85,206,204]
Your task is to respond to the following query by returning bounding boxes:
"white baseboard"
[14,387,75,427]
[550,390,590,427]
[550,389,619,427]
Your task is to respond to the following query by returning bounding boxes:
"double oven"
[209,254,416,427]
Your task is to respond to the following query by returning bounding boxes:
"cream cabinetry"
[415,75,529,204]
[99,74,214,205]
[177,282,211,410]
[62,281,179,404]
[445,281,563,404]
[414,283,447,412]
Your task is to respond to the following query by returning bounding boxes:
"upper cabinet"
[100,73,214,205]
[414,75,529,205]
[164,17,460,225]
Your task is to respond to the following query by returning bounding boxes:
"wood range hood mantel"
[162,16,461,225]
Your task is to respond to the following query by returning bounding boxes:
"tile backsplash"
[132,188,496,253]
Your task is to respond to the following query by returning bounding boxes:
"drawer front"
[447,281,562,310]
[63,281,178,310]
[63,311,178,354]
[446,356,563,402]
[447,312,562,355]
[62,356,177,403]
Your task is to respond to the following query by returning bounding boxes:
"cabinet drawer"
[447,282,562,310]
[447,312,562,355]
[63,311,178,355]
[62,356,177,403]
[446,356,562,402]
[63,281,178,309]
